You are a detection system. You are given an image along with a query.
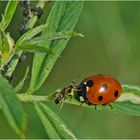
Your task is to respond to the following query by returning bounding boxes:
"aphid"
[19,53,27,63]
[19,22,26,35]
[19,0,30,35]
[19,0,30,8]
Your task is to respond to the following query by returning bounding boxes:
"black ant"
[54,81,78,104]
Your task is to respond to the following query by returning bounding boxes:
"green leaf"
[4,51,22,78]
[0,75,26,137]
[16,31,82,53]
[0,30,15,66]
[35,102,76,139]
[112,101,140,116]
[0,29,9,54]
[0,31,2,50]
[62,84,140,116]
[21,31,83,46]
[14,67,29,93]
[16,24,47,45]
[111,85,140,116]
[16,44,52,53]
[121,84,140,96]
[29,1,84,92]
[34,103,60,139]
[0,1,18,30]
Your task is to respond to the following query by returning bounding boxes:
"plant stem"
[17,94,52,103]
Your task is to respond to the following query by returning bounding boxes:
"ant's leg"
[57,101,64,113]
[57,96,66,113]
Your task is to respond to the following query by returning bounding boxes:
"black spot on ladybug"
[86,80,94,87]
[98,96,103,101]
[114,90,119,97]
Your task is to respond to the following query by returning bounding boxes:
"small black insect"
[54,81,78,104]
[19,0,30,8]
[19,53,27,63]
[19,22,26,35]
[19,0,30,35]
[19,1,43,35]
[23,8,30,17]
[54,90,64,104]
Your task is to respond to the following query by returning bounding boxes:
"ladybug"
[78,74,122,105]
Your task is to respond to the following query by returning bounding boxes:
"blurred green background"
[1,1,140,139]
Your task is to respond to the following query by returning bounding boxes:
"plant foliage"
[1,1,140,139]
[0,1,83,138]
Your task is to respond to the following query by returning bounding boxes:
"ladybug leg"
[94,104,97,109]
[87,101,92,106]
[109,104,113,109]
[86,101,97,109]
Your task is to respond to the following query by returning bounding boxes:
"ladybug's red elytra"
[78,74,122,105]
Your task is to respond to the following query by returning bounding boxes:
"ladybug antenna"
[70,74,82,85]
[74,74,81,81]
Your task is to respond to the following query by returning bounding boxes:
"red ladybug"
[78,74,122,105]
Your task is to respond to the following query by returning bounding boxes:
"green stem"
[17,94,51,103]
